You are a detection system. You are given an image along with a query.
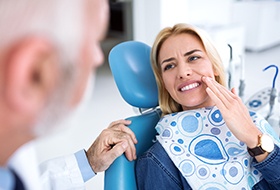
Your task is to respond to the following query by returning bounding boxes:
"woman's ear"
[212,65,219,77]
[213,66,221,79]
[4,37,59,115]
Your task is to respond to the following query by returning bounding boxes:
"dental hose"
[239,80,245,101]
[238,55,245,101]
[263,64,278,120]
[227,44,233,90]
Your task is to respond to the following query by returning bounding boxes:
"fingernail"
[202,76,207,81]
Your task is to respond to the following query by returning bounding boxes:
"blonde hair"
[151,23,226,115]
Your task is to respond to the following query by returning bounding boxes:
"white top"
[8,142,86,190]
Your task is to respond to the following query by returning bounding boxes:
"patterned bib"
[156,106,280,190]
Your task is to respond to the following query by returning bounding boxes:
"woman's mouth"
[180,82,200,92]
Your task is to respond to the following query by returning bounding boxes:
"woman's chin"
[181,98,214,111]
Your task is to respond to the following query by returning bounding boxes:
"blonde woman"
[136,23,280,190]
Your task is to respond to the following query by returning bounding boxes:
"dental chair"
[104,41,161,190]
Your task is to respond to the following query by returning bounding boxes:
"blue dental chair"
[104,41,162,190]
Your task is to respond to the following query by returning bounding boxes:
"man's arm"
[39,119,137,189]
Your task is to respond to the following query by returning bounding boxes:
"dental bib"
[156,106,280,190]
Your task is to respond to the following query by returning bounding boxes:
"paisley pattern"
[156,106,280,190]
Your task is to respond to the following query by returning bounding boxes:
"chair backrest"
[104,41,161,190]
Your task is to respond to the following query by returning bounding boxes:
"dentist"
[0,0,137,189]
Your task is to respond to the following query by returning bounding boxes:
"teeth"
[181,83,199,91]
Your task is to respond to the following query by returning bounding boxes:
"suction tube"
[227,44,233,90]
[238,55,245,101]
[263,64,279,119]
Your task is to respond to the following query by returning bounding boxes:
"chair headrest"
[109,41,158,109]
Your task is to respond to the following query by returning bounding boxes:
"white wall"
[133,0,188,46]
[132,0,236,46]
[187,0,234,26]
[231,1,280,51]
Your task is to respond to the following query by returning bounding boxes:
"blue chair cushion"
[109,41,158,108]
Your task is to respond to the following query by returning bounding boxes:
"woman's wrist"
[242,126,262,148]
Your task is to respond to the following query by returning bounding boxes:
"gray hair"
[0,0,84,64]
[0,0,88,135]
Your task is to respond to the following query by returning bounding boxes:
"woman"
[136,23,280,190]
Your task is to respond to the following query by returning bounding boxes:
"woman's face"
[158,33,217,110]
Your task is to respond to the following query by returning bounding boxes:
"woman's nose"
[177,63,192,79]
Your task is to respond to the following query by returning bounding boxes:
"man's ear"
[4,37,59,115]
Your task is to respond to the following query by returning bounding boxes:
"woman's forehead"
[159,34,204,58]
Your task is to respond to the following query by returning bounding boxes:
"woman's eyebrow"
[161,57,175,65]
[161,49,202,65]
[184,49,201,57]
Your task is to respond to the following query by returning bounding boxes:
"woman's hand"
[202,76,261,148]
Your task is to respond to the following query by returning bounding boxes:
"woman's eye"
[163,64,174,71]
[189,56,199,62]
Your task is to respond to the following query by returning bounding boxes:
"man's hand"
[86,119,137,173]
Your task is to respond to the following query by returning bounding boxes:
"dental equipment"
[227,44,234,90]
[263,64,278,120]
[245,64,280,138]
[238,55,245,101]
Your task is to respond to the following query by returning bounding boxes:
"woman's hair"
[151,23,226,115]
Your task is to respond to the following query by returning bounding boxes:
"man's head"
[0,0,109,165]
